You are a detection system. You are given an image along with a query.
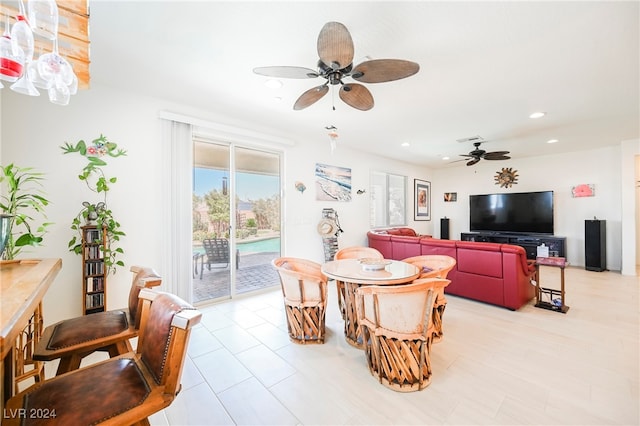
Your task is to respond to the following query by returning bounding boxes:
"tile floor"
[42,266,640,425]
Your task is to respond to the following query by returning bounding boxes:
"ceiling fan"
[253,21,420,111]
[456,142,511,166]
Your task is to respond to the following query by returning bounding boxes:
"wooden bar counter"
[0,259,62,407]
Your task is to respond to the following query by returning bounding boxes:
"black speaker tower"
[441,218,450,240]
[585,219,606,271]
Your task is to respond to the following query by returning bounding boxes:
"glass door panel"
[192,141,232,303]
[234,147,281,295]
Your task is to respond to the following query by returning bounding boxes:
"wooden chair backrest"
[128,265,162,326]
[335,246,383,260]
[272,257,327,304]
[136,289,201,394]
[356,278,449,341]
[403,255,456,279]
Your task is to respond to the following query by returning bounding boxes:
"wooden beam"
[0,0,90,89]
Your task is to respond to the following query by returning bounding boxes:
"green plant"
[0,164,52,259]
[61,134,127,274]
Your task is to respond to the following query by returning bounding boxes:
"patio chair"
[334,246,383,319]
[201,238,239,276]
[355,278,449,392]
[272,257,328,344]
[403,255,456,342]
[4,290,201,426]
[33,266,161,376]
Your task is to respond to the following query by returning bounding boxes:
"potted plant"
[0,164,52,259]
[61,134,127,274]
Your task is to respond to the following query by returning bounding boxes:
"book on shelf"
[84,261,105,275]
[85,292,104,309]
[86,276,105,292]
[84,245,103,259]
[84,228,101,243]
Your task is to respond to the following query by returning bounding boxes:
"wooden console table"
[534,256,569,313]
[1,258,62,407]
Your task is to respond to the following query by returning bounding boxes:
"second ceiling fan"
[253,22,420,111]
[457,142,511,166]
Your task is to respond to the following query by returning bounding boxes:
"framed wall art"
[414,179,431,221]
[571,183,595,197]
[315,163,352,201]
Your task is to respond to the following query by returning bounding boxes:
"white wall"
[1,85,634,326]
[432,147,625,270]
[0,85,431,324]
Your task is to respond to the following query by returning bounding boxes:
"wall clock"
[494,167,518,188]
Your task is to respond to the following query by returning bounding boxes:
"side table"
[534,256,569,313]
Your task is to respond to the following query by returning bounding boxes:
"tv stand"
[460,232,566,260]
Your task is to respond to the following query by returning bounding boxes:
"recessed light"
[442,156,450,160]
[401,142,410,147]
[264,79,283,89]
[547,139,559,144]
[529,112,546,119]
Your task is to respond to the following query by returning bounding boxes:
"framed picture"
[315,163,352,202]
[444,192,457,202]
[414,179,431,221]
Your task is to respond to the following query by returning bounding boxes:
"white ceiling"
[88,1,639,168]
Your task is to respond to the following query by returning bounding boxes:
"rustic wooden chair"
[334,246,383,319]
[4,289,201,426]
[272,257,328,344]
[403,255,456,342]
[33,265,161,375]
[355,278,449,392]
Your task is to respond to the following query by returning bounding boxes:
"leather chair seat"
[20,358,149,425]
[45,311,129,350]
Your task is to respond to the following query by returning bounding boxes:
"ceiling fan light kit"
[254,21,420,111]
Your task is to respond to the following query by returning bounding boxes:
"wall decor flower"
[494,167,519,188]
[61,134,127,274]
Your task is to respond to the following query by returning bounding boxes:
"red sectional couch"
[367,229,536,310]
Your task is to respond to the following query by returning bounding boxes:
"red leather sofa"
[367,229,536,310]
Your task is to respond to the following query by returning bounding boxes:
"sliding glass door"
[234,146,281,295]
[192,140,281,304]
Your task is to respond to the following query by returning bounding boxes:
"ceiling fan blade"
[293,85,329,110]
[484,155,511,160]
[466,158,481,166]
[317,22,354,70]
[352,59,420,83]
[253,66,319,79]
[449,158,471,164]
[339,83,374,111]
[484,150,510,157]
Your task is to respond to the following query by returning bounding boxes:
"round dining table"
[321,258,420,348]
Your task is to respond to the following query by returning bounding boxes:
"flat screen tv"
[469,191,554,234]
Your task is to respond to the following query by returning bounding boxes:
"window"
[370,171,407,227]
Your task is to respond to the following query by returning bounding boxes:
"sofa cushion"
[394,227,418,236]
[456,242,503,278]
[419,238,457,257]
[389,234,421,259]
[367,231,393,259]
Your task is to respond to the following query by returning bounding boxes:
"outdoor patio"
[192,251,281,303]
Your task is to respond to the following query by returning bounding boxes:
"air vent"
[456,136,485,143]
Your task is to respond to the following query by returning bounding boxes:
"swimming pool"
[194,237,280,255]
[237,237,280,253]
